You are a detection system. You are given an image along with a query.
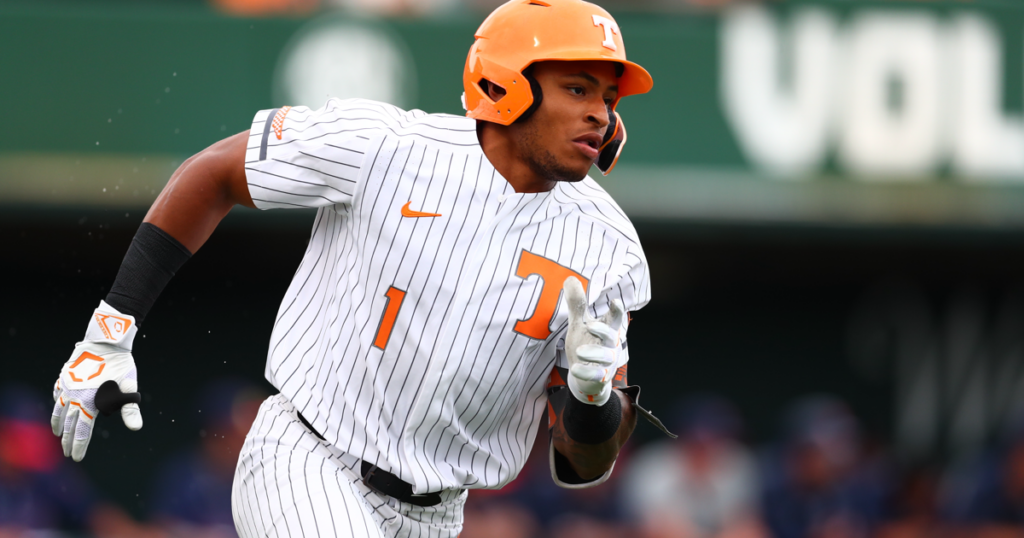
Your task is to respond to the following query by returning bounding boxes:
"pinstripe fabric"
[241,98,650,497]
[233,395,466,538]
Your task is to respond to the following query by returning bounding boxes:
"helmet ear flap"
[596,110,627,176]
[464,56,536,125]
[513,68,544,125]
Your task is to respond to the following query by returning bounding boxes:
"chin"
[527,147,591,183]
[548,167,588,183]
[553,156,593,182]
[561,170,589,183]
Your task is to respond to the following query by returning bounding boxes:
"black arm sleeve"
[104,222,192,325]
[562,390,623,445]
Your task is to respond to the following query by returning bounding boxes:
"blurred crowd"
[0,380,265,538]
[4,382,1024,538]
[462,394,1024,538]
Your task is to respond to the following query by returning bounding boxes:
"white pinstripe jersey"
[244,98,651,493]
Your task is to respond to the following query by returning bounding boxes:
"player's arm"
[543,276,634,483]
[103,130,254,321]
[50,131,253,462]
[546,277,676,484]
[144,130,255,252]
[550,368,636,481]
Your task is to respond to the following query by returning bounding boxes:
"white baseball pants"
[232,394,466,538]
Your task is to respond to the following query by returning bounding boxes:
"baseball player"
[49,1,673,536]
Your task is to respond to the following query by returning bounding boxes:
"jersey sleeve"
[244,99,383,210]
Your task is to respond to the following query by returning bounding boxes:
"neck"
[477,121,556,194]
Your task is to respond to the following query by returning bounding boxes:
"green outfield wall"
[4,1,1024,227]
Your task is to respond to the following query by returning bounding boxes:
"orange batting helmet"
[462,0,653,174]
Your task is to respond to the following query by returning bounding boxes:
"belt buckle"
[361,463,383,495]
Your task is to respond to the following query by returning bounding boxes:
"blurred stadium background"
[5,0,1024,536]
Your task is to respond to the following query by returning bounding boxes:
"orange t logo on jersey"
[513,250,588,340]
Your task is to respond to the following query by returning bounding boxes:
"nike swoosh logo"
[401,201,442,218]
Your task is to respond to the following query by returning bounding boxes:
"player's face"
[516,61,619,184]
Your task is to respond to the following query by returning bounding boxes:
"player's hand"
[563,277,625,406]
[51,301,143,462]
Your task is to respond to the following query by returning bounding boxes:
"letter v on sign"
[513,250,588,340]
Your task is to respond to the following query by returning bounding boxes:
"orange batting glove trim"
[70,401,94,420]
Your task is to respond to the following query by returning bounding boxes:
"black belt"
[295,410,443,507]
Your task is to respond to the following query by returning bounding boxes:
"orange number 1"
[373,286,407,350]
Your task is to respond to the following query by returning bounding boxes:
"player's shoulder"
[318,98,478,147]
[553,177,643,252]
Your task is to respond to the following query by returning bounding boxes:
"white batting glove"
[563,277,626,406]
[51,301,143,462]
